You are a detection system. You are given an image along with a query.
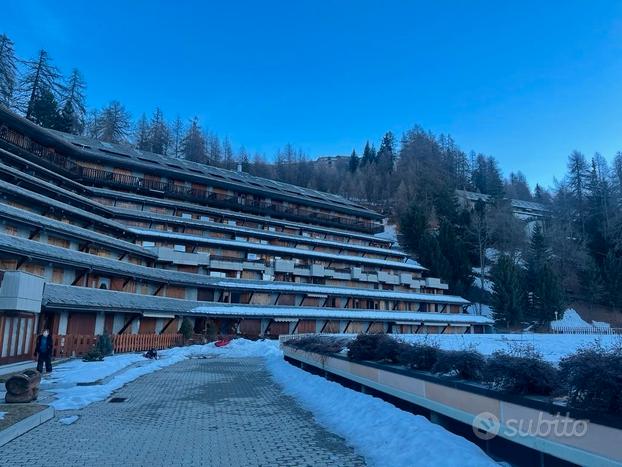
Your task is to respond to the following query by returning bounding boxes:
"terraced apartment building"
[0,106,491,364]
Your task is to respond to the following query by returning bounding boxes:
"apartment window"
[181,213,192,219]
[247,253,258,260]
[174,244,185,252]
[143,241,155,248]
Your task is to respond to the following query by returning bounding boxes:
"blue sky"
[4,1,622,188]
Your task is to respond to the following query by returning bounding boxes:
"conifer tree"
[58,69,86,134]
[222,137,235,170]
[377,131,396,172]
[147,108,169,155]
[20,50,64,122]
[525,224,564,324]
[96,101,131,143]
[348,149,359,173]
[135,113,150,150]
[490,255,525,328]
[169,115,184,158]
[182,117,207,164]
[0,33,17,108]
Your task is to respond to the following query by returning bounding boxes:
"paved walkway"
[0,357,365,466]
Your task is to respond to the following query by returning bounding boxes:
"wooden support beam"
[12,255,28,271]
[28,227,41,240]
[247,292,254,304]
[320,320,329,333]
[159,317,176,335]
[365,321,373,333]
[291,319,300,335]
[118,252,127,261]
[117,315,137,335]
[441,325,448,334]
[71,270,87,286]
[153,283,165,296]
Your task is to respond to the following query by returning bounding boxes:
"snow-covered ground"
[43,345,214,410]
[43,339,494,466]
[398,333,621,362]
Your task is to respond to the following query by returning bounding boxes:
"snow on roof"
[113,207,406,258]
[0,233,466,304]
[42,127,379,219]
[0,202,155,258]
[42,284,488,323]
[0,157,115,218]
[129,228,423,271]
[94,186,391,245]
[0,180,128,234]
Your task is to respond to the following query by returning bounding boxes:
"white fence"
[550,326,622,335]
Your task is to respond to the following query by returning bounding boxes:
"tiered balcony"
[0,126,384,234]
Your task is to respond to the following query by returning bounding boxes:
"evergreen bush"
[484,348,558,395]
[347,334,401,362]
[398,342,440,371]
[432,349,486,380]
[179,317,193,340]
[286,336,348,355]
[96,332,113,356]
[559,344,622,414]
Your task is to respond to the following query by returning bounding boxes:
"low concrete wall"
[282,345,622,467]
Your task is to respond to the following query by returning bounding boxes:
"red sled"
[215,338,232,347]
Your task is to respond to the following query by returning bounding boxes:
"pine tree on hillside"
[135,113,150,150]
[377,131,396,172]
[148,107,169,155]
[566,150,590,240]
[96,101,131,143]
[0,33,17,108]
[222,137,235,170]
[182,117,207,164]
[58,69,86,134]
[28,87,61,128]
[490,255,525,328]
[525,224,564,324]
[169,115,184,158]
[20,50,64,122]
[206,132,222,166]
[361,141,376,166]
[348,149,359,173]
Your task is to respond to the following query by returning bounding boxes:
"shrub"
[286,336,348,355]
[96,332,113,357]
[179,318,193,340]
[484,349,558,395]
[432,349,486,381]
[347,334,402,362]
[559,344,622,414]
[82,347,104,362]
[398,343,440,371]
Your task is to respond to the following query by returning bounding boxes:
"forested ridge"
[1,34,621,325]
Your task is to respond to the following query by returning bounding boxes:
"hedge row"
[286,334,622,415]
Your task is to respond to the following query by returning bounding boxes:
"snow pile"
[0,411,5,420]
[550,309,611,331]
[399,333,621,363]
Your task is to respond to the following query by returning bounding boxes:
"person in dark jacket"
[34,328,53,373]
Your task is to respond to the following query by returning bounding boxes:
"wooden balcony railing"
[0,124,384,234]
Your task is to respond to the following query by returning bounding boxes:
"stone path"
[0,357,365,466]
